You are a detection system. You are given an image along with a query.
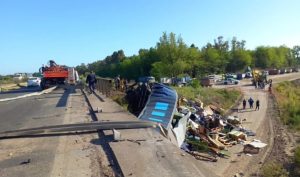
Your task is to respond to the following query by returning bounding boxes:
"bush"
[294,147,300,175]
[190,79,200,89]
[294,146,300,167]
[261,161,289,177]
[111,94,128,110]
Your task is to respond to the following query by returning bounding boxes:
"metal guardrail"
[82,76,129,96]
[0,121,157,139]
[95,77,114,96]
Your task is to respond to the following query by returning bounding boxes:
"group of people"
[242,97,260,111]
[115,75,128,92]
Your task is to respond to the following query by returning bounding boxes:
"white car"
[27,77,41,87]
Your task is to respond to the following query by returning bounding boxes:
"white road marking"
[0,86,57,102]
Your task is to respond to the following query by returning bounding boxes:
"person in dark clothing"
[248,97,254,109]
[115,75,120,90]
[123,79,128,91]
[86,71,97,94]
[242,99,247,110]
[255,99,260,110]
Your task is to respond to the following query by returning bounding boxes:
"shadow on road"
[93,91,105,102]
[56,87,77,107]
[239,109,257,113]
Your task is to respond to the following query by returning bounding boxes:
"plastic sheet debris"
[243,139,267,154]
[226,115,241,125]
[247,139,267,148]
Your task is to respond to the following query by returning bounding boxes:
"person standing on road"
[86,71,97,94]
[242,99,246,110]
[268,80,273,94]
[255,99,260,110]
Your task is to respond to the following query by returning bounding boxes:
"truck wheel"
[40,79,46,90]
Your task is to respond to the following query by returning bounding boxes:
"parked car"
[223,78,239,85]
[237,73,245,80]
[263,71,269,76]
[286,68,293,73]
[138,76,155,83]
[201,77,214,87]
[245,72,252,78]
[279,69,286,74]
[293,67,299,72]
[27,77,41,87]
[268,69,279,75]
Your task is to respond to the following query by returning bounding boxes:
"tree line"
[76,32,300,80]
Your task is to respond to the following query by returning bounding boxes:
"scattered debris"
[228,130,246,141]
[126,139,141,145]
[243,139,267,154]
[113,129,121,141]
[189,151,218,162]
[126,139,146,145]
[227,115,241,125]
[172,96,261,162]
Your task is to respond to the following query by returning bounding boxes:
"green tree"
[227,50,252,72]
[151,32,189,78]
[292,46,300,65]
[75,63,88,75]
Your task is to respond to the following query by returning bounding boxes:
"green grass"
[261,161,289,177]
[274,79,300,130]
[111,85,241,114]
[0,78,14,85]
[111,93,128,110]
[293,146,300,176]
[174,86,241,110]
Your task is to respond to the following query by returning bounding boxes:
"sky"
[0,0,299,75]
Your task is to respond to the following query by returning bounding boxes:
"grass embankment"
[174,86,241,111]
[111,92,128,110]
[0,83,27,92]
[268,79,300,176]
[111,86,241,113]
[274,79,300,130]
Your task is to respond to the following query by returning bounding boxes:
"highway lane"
[0,86,41,99]
[0,87,75,177]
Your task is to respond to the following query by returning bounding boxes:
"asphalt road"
[0,86,41,99]
[0,87,75,177]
